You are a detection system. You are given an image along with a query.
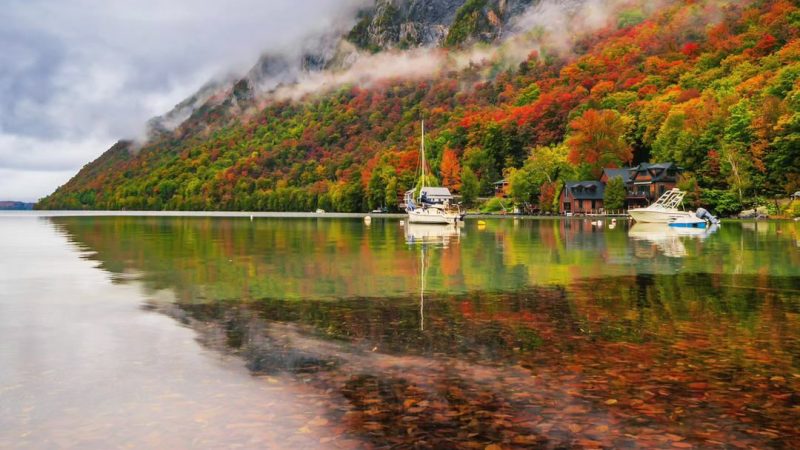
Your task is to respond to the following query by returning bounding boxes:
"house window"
[564,202,571,212]
[591,200,597,210]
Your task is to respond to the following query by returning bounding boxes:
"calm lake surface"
[1,213,799,449]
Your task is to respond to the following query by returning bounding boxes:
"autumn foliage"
[566,109,633,178]
[440,149,462,192]
[37,0,800,215]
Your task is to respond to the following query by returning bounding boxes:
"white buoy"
[399,220,405,226]
[250,215,254,221]
[364,215,372,224]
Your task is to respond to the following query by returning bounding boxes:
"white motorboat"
[628,189,694,223]
[405,121,464,225]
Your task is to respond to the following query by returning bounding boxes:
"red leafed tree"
[566,109,632,178]
[538,181,559,213]
[440,148,462,192]
[681,42,700,57]
[752,34,778,57]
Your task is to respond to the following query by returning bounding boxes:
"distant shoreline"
[0,201,35,211]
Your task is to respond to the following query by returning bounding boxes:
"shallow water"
[1,213,799,448]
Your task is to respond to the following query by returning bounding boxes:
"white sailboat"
[405,121,465,225]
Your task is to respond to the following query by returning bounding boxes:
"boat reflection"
[404,222,461,247]
[405,223,462,331]
[628,223,719,258]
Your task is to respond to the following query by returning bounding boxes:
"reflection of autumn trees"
[52,218,800,303]
[590,281,798,446]
[161,274,798,448]
[53,217,800,447]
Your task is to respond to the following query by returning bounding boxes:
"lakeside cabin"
[560,181,605,215]
[493,180,509,198]
[560,162,681,215]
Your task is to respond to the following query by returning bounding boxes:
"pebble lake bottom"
[1,213,799,448]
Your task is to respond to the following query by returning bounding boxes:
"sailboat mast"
[421,120,425,190]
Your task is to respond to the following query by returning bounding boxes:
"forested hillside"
[38,0,800,216]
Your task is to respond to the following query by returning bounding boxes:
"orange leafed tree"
[566,109,632,178]
[440,148,462,192]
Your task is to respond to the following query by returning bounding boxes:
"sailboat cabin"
[419,187,454,205]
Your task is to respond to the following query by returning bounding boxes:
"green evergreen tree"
[460,167,479,207]
[367,169,388,210]
[603,176,627,211]
[508,167,536,205]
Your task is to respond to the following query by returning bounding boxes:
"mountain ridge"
[37,0,800,216]
[146,0,534,140]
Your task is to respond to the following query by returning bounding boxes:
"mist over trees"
[38,1,800,217]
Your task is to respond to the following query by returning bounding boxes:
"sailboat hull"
[407,208,461,225]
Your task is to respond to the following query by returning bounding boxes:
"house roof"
[639,162,674,170]
[631,162,679,182]
[603,168,633,183]
[565,181,605,200]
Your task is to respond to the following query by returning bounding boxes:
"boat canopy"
[651,188,686,209]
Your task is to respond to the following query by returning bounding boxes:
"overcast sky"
[0,0,367,202]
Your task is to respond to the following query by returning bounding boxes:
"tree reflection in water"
[53,217,800,448]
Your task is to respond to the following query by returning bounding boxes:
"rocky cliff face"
[347,0,535,50]
[147,0,539,140]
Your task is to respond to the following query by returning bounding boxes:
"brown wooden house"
[559,181,605,214]
[600,163,680,209]
[560,162,680,214]
[626,163,680,207]
[493,179,509,198]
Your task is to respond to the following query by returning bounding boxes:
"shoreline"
[3,210,798,222]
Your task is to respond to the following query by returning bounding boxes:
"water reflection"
[404,223,463,332]
[0,216,348,449]
[404,222,462,246]
[140,273,800,448]
[629,223,719,258]
[8,215,800,448]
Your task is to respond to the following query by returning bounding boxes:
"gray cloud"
[0,0,368,201]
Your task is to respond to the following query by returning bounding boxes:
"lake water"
[1,213,799,448]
